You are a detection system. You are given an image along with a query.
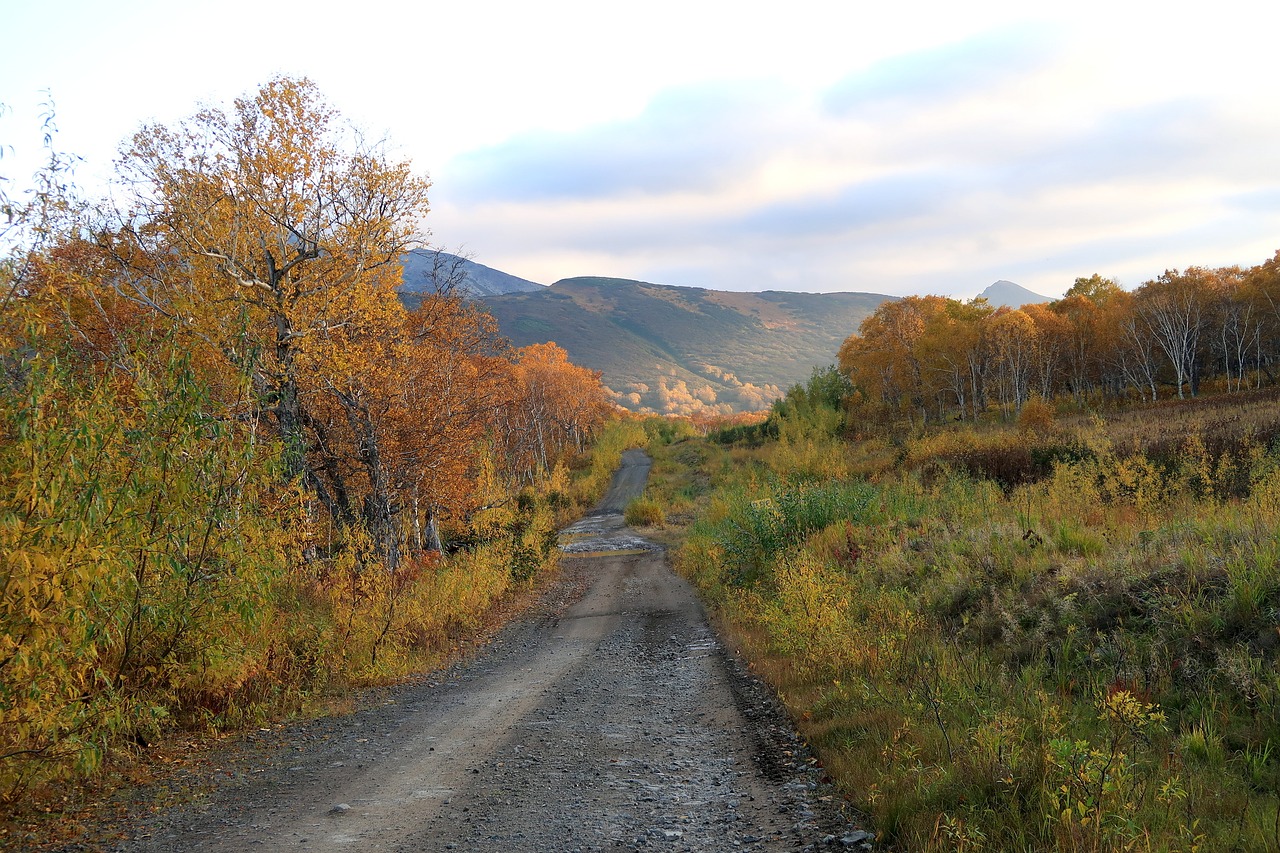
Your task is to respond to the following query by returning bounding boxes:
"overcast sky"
[4,0,1279,298]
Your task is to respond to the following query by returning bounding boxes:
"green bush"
[708,480,878,587]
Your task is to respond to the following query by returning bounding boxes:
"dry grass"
[664,391,1280,851]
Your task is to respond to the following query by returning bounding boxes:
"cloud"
[448,80,795,202]
[729,171,957,239]
[823,26,1057,117]
[432,22,1280,300]
[1229,187,1280,213]
[990,99,1233,189]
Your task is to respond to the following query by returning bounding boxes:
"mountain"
[480,276,891,415]
[399,250,543,303]
[977,280,1053,308]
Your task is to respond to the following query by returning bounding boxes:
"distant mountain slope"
[399,250,543,303]
[481,276,891,415]
[978,280,1052,308]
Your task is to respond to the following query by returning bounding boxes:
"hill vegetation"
[481,276,889,415]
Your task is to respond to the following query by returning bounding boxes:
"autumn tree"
[916,297,992,422]
[300,294,501,570]
[986,308,1038,415]
[1134,268,1213,399]
[1053,275,1122,402]
[1064,273,1123,306]
[1208,265,1262,392]
[1246,250,1280,384]
[1023,302,1070,401]
[839,296,950,425]
[1105,289,1158,402]
[501,342,612,481]
[0,98,84,318]
[393,294,510,551]
[106,76,430,485]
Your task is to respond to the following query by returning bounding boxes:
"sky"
[3,0,1279,299]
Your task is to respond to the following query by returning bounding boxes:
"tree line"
[0,77,611,798]
[839,260,1280,425]
[9,75,612,570]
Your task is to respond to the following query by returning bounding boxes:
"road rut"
[103,450,867,852]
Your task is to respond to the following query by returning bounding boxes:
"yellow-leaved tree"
[1,77,621,802]
[106,75,430,488]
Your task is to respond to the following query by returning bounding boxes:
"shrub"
[1018,396,1055,434]
[624,497,666,527]
[0,351,293,799]
[707,480,878,587]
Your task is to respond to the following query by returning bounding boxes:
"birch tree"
[1135,269,1210,399]
[108,76,431,486]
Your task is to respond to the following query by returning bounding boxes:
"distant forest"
[840,260,1280,424]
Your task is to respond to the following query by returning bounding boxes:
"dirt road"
[102,450,868,852]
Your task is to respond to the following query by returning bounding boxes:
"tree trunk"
[426,509,443,553]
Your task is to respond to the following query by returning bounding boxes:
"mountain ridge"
[481,275,891,415]
[397,257,1057,414]
[977,279,1052,308]
[400,250,544,301]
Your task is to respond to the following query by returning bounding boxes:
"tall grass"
[667,398,1280,851]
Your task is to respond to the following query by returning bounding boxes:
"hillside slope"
[400,250,544,302]
[482,276,890,415]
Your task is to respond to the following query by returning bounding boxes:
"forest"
[0,77,617,807]
[840,261,1280,427]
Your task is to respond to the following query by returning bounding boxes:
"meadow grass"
[658,396,1280,852]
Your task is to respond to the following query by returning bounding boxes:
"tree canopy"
[839,258,1280,425]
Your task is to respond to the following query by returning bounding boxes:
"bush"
[707,479,878,587]
[0,351,293,799]
[624,497,666,527]
[1018,396,1055,434]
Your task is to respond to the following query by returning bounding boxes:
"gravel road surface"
[98,450,869,852]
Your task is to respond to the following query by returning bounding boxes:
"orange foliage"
[838,252,1280,425]
[499,342,614,480]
